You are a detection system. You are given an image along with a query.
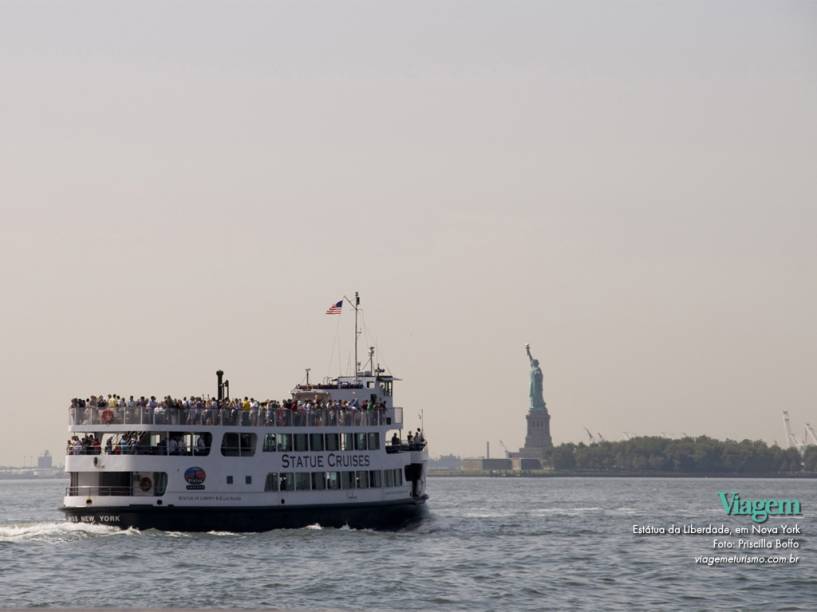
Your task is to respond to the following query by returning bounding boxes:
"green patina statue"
[525,343,546,412]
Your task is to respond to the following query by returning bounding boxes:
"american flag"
[325,300,343,315]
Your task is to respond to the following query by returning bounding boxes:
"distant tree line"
[548,436,817,474]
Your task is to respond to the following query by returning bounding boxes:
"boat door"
[342,471,357,500]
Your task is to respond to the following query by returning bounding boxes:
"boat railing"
[385,441,427,454]
[65,485,131,496]
[68,406,400,428]
[66,445,211,457]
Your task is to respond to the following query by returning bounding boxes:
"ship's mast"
[344,291,361,379]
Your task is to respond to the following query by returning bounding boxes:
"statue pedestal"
[520,411,552,460]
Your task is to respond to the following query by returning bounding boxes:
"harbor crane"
[782,411,805,451]
[584,427,596,444]
[805,423,817,446]
[498,440,511,458]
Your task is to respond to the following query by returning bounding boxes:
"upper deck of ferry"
[68,369,403,430]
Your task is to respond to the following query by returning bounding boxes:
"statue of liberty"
[525,344,547,412]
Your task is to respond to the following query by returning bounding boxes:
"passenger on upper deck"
[70,392,390,428]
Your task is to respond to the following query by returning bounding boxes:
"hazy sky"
[1,1,815,465]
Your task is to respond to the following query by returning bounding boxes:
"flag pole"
[342,291,361,379]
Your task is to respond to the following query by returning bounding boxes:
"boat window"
[193,433,212,456]
[325,472,340,490]
[168,434,185,456]
[166,432,212,456]
[355,471,369,489]
[95,431,166,456]
[227,475,234,484]
[325,433,339,451]
[367,433,379,450]
[240,433,257,456]
[264,473,279,492]
[222,433,238,457]
[340,471,355,489]
[245,475,252,485]
[309,433,324,452]
[354,433,368,451]
[280,473,294,491]
[342,433,354,451]
[98,471,131,495]
[277,434,292,452]
[294,472,310,491]
[369,471,382,488]
[221,433,257,457]
[311,472,326,490]
[384,469,402,487]
[262,434,277,452]
[294,434,308,452]
[153,472,168,495]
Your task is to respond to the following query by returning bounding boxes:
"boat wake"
[0,521,132,542]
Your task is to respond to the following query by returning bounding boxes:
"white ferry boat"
[62,298,428,531]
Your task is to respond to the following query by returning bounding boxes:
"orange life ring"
[101,409,114,424]
[139,476,152,492]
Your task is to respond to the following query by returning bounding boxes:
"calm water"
[1,477,815,610]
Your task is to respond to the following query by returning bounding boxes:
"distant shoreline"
[428,470,817,479]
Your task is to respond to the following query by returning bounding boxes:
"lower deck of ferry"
[62,495,428,532]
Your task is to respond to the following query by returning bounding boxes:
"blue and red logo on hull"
[185,467,206,490]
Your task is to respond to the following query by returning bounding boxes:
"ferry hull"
[61,497,428,532]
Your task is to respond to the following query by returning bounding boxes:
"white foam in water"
[531,507,602,516]
[305,523,323,530]
[0,521,122,542]
[205,530,241,536]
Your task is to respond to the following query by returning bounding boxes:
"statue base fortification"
[520,411,552,459]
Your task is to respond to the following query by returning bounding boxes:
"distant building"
[462,458,513,472]
[37,450,52,469]
[428,454,462,470]
[512,457,543,471]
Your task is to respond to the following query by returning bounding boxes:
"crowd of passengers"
[67,432,208,456]
[70,395,388,425]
